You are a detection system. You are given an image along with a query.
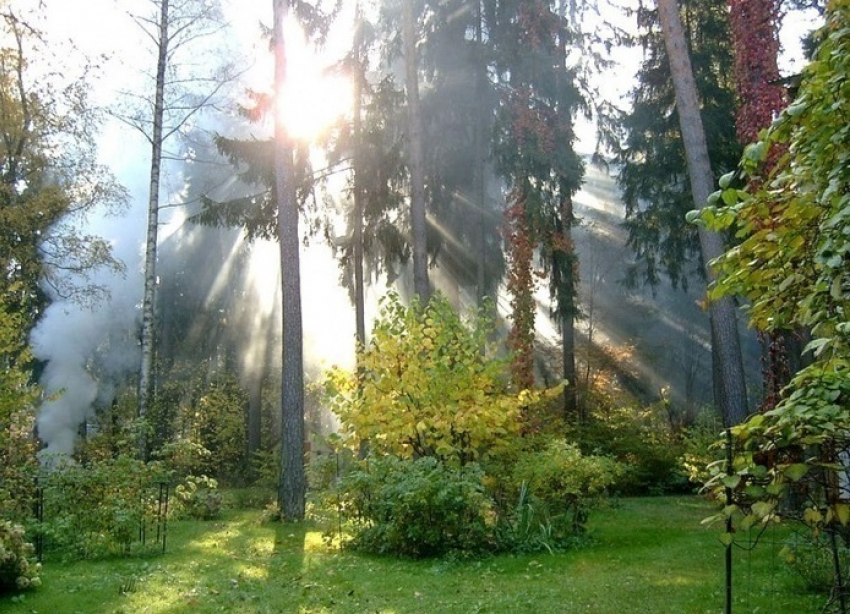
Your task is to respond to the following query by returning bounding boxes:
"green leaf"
[719,171,736,189]
[722,474,742,489]
[721,188,739,206]
[835,503,850,526]
[718,532,733,547]
[784,463,809,482]
[752,501,776,518]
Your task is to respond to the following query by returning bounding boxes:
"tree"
[491,0,584,410]
[402,0,430,302]
[701,5,850,604]
[617,0,740,289]
[114,0,235,457]
[273,0,306,521]
[727,0,797,410]
[0,6,124,327]
[0,299,40,522]
[656,0,748,426]
[0,3,123,484]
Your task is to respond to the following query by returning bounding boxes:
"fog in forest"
[28,0,810,455]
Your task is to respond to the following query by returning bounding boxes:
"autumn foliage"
[323,293,553,465]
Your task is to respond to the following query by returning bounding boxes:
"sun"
[279,20,353,142]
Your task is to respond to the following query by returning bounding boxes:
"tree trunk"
[138,0,169,459]
[402,0,430,303]
[473,0,488,310]
[274,0,306,520]
[657,0,748,427]
[247,371,262,461]
[557,1,578,421]
[353,10,366,349]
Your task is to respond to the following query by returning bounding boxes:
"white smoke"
[31,222,144,457]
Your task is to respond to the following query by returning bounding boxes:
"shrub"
[193,376,249,484]
[570,402,692,495]
[782,535,850,593]
[173,475,223,520]
[34,455,170,559]
[0,521,41,595]
[336,456,494,558]
[509,439,623,538]
[324,293,555,465]
[154,439,212,480]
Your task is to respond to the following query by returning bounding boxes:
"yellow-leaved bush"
[323,293,559,465]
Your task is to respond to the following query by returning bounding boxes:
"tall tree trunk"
[473,0,488,310]
[274,0,306,520]
[657,0,748,427]
[353,9,366,349]
[247,370,262,462]
[138,0,169,459]
[402,0,429,303]
[557,1,578,421]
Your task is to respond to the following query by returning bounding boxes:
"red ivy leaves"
[728,0,787,145]
[503,190,537,392]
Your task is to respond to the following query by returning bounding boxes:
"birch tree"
[114,0,234,456]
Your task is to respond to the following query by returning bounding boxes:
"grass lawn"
[2,496,825,613]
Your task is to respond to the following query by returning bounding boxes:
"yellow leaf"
[804,507,823,526]
[835,504,850,526]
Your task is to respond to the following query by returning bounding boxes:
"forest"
[1,0,848,611]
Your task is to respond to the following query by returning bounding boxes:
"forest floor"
[2,495,828,613]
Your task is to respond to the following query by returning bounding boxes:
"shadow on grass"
[1,497,830,614]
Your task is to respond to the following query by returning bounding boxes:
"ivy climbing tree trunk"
[403,0,430,303]
[274,0,306,521]
[657,0,749,426]
[138,0,169,458]
[728,0,790,410]
[729,0,786,146]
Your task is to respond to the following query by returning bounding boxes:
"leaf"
[719,171,736,189]
[718,532,733,547]
[835,504,850,527]
[721,188,739,206]
[752,501,775,519]
[722,474,742,489]
[804,507,824,526]
[783,463,809,482]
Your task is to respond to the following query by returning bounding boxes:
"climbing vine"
[698,0,850,567]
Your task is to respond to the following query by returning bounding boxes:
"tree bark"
[138,0,169,459]
[274,0,306,520]
[402,0,430,303]
[557,1,578,421]
[657,0,748,426]
[353,10,366,349]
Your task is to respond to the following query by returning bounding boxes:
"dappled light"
[1,0,844,612]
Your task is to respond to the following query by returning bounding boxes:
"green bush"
[0,520,41,595]
[33,455,170,560]
[173,475,223,520]
[570,403,692,495]
[782,536,850,593]
[336,456,494,558]
[509,439,623,539]
[154,439,212,480]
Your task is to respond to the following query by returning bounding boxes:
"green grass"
[2,496,826,613]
